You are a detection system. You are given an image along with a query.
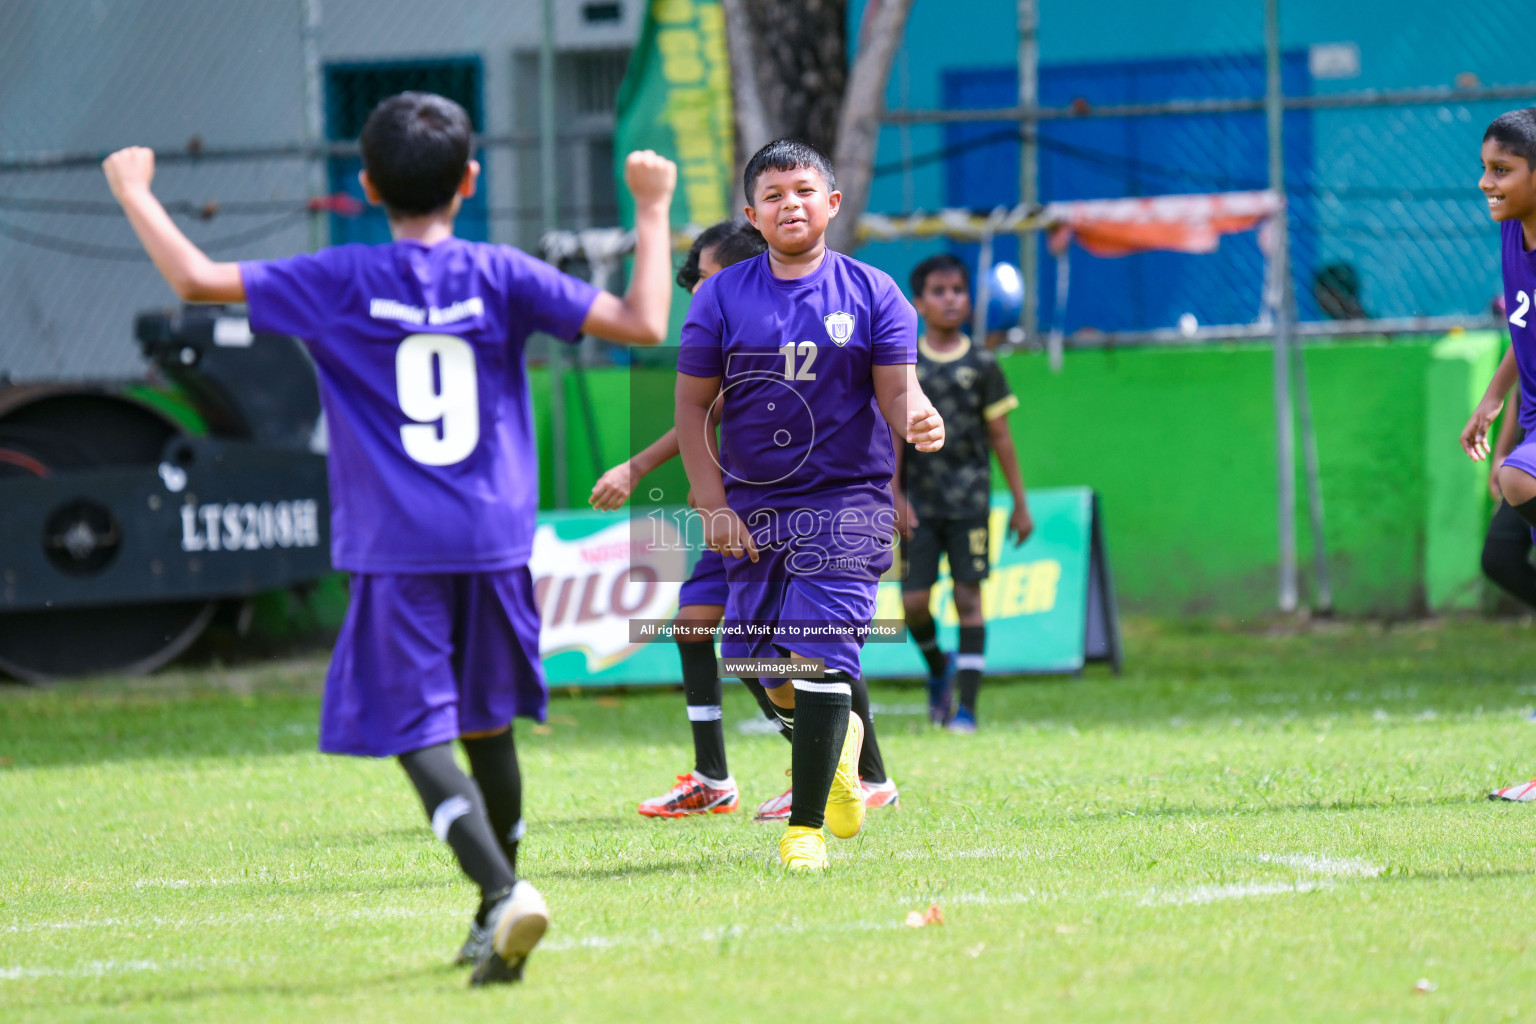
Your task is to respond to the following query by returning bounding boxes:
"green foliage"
[4,619,1536,1021]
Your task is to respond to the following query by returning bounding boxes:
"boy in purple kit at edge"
[1467,108,1536,803]
[103,92,678,983]
[676,139,945,871]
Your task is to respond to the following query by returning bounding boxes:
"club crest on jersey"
[823,311,855,346]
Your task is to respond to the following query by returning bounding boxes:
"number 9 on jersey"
[396,333,480,466]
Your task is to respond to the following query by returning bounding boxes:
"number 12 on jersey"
[396,333,480,466]
[779,340,818,381]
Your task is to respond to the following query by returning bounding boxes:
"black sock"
[907,613,948,676]
[1483,500,1536,610]
[787,681,851,830]
[745,677,792,742]
[679,640,728,781]
[461,729,523,880]
[760,682,796,737]
[849,676,886,784]
[957,624,986,712]
[1513,495,1536,531]
[398,742,515,907]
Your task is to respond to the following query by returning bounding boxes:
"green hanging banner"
[613,0,736,231]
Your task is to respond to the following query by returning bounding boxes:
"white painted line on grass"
[1,958,208,980]
[4,905,436,935]
[945,890,1042,907]
[1257,854,1381,878]
[1140,879,1329,907]
[869,703,928,716]
[1139,852,1383,907]
[132,875,310,890]
[894,845,1014,862]
[5,850,1388,965]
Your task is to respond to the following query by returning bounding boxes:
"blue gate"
[324,57,489,246]
[943,52,1314,333]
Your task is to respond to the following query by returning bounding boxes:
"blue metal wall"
[852,0,1517,329]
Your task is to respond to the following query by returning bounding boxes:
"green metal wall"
[527,333,1501,618]
[990,334,1499,616]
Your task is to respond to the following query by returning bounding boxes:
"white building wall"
[0,0,640,382]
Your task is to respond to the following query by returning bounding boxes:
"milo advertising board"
[532,488,1121,685]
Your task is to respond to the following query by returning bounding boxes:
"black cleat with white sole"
[470,880,550,987]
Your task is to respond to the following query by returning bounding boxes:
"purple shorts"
[320,569,547,758]
[1502,440,1536,542]
[720,540,883,683]
[1503,438,1536,484]
[678,548,728,608]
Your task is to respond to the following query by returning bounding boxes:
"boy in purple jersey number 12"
[676,139,944,871]
[1466,108,1536,803]
[103,92,678,983]
[589,221,899,821]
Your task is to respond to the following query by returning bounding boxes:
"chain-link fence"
[0,0,1527,381]
[872,0,1527,341]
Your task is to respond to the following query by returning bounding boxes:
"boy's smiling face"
[744,165,841,256]
[1480,139,1536,222]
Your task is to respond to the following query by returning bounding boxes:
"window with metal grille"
[326,58,484,140]
[572,50,631,117]
[582,2,623,24]
[324,57,487,244]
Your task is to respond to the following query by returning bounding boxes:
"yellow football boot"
[824,712,866,839]
[778,824,829,871]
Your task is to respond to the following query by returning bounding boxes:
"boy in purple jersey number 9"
[103,92,678,983]
[676,140,944,871]
[1466,108,1536,804]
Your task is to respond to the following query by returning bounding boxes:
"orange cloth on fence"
[1062,214,1270,258]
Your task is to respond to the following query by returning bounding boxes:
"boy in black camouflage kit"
[894,254,1033,731]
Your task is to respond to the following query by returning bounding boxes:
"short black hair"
[743,138,836,204]
[712,222,768,268]
[359,92,474,217]
[910,253,970,298]
[676,220,767,291]
[1484,108,1536,168]
[676,221,736,291]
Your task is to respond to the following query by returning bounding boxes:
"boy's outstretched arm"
[1463,346,1521,460]
[589,427,681,511]
[987,414,1034,545]
[890,426,917,539]
[676,372,757,561]
[590,398,727,510]
[873,363,945,453]
[103,148,245,303]
[582,151,678,346]
[1491,390,1522,500]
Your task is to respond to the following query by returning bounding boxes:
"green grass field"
[5,617,1536,1022]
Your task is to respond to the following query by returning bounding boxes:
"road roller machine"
[0,307,331,681]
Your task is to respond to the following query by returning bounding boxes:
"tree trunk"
[721,0,774,195]
[721,0,911,254]
[722,0,847,165]
[827,0,914,253]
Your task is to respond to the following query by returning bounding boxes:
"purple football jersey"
[1502,219,1536,437]
[241,238,598,573]
[678,250,917,555]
